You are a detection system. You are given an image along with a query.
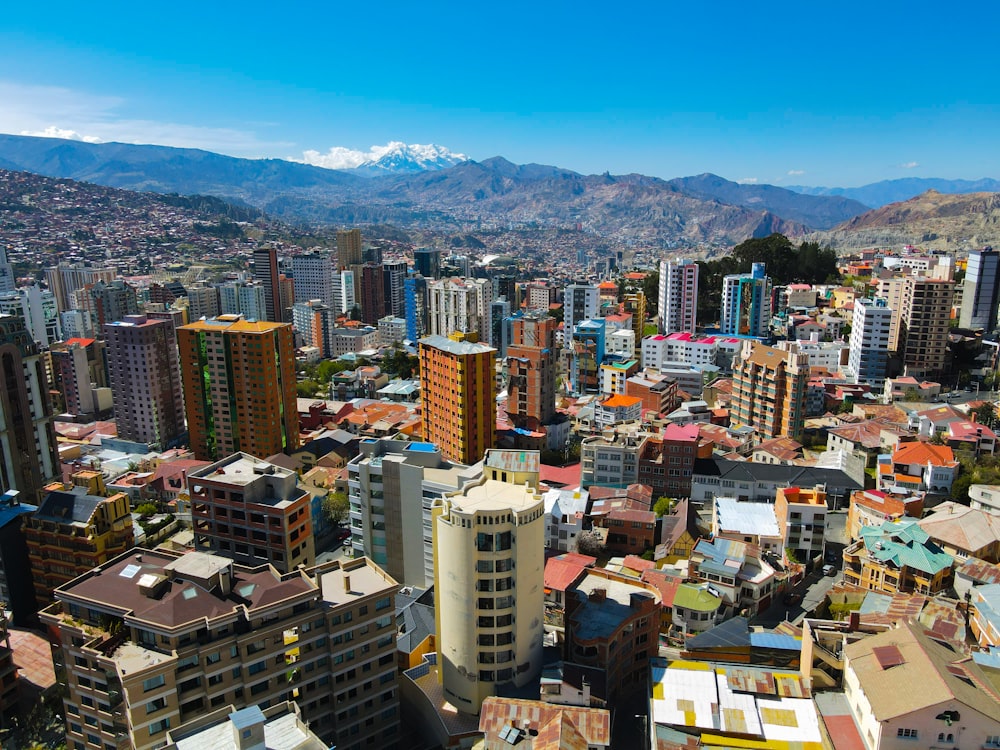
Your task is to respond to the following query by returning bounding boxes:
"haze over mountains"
[0,133,998,250]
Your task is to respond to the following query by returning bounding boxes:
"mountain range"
[787,178,1000,209]
[0,132,997,249]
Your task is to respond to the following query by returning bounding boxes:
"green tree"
[975,402,999,430]
[323,491,350,525]
[653,496,675,517]
[642,272,660,317]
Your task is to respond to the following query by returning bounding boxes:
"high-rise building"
[219,281,267,321]
[278,273,295,322]
[178,315,299,461]
[731,340,808,439]
[104,315,185,448]
[0,314,59,501]
[360,263,386,324]
[347,438,481,587]
[491,274,517,308]
[899,277,954,379]
[252,247,283,322]
[332,269,356,315]
[490,298,511,354]
[44,262,116,313]
[0,246,13,294]
[563,283,600,347]
[79,280,139,328]
[292,299,336,357]
[404,275,427,343]
[184,283,220,321]
[291,251,335,308]
[525,282,555,311]
[569,318,606,394]
[506,312,557,431]
[24,475,132,607]
[720,263,772,337]
[0,286,61,346]
[41,550,400,750]
[382,260,407,318]
[419,335,496,464]
[960,246,1000,330]
[624,290,646,355]
[877,277,908,352]
[432,472,545,714]
[427,277,492,342]
[337,228,363,268]
[847,298,892,388]
[413,247,441,279]
[188,452,314,572]
[658,258,699,334]
[49,337,108,417]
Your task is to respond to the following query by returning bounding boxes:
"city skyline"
[1,1,998,186]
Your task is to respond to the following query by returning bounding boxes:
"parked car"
[822,564,837,576]
[335,527,351,541]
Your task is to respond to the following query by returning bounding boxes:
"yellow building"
[432,475,545,715]
[419,334,496,465]
[842,519,954,595]
[178,315,299,461]
[24,483,132,607]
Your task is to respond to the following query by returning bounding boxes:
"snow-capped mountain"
[350,143,468,177]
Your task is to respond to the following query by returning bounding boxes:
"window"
[896,728,918,739]
[142,675,165,692]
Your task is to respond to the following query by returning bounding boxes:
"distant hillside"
[666,173,869,229]
[788,177,1000,208]
[0,134,830,245]
[809,190,1000,250]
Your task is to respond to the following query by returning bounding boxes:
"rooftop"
[419,334,496,356]
[714,497,780,539]
[447,478,542,515]
[918,502,1000,554]
[843,620,1000,721]
[569,571,659,641]
[167,702,326,750]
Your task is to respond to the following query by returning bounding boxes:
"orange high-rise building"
[419,334,496,464]
[178,315,299,461]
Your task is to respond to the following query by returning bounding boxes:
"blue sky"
[1,1,997,186]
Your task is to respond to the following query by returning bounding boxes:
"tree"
[576,530,607,558]
[975,402,999,430]
[653,496,675,517]
[641,272,660,317]
[323,491,350,525]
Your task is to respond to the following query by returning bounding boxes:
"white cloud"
[898,161,920,169]
[20,126,103,143]
[0,80,292,157]
[787,169,805,176]
[737,177,758,184]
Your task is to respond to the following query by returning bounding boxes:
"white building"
[581,432,645,488]
[542,487,588,552]
[594,394,643,429]
[0,245,13,293]
[658,258,699,334]
[720,263,772,337]
[776,338,850,371]
[0,286,61,346]
[378,315,407,345]
[427,277,492,342]
[291,251,335,308]
[219,281,267,321]
[606,328,636,356]
[563,283,600,348]
[641,332,741,373]
[848,297,892,387]
[332,269,355,314]
[712,497,783,554]
[185,284,220,321]
[969,484,1000,516]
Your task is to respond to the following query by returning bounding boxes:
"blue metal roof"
[749,632,802,651]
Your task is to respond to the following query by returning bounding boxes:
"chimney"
[589,588,606,603]
[343,574,352,594]
[848,611,860,632]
